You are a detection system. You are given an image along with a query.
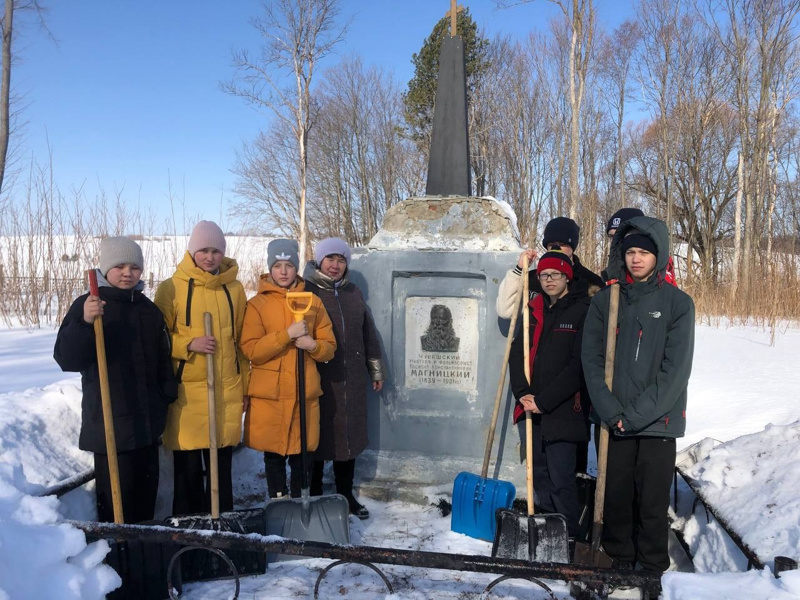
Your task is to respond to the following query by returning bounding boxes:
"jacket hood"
[256,273,306,296]
[607,216,670,282]
[175,251,239,289]
[304,261,349,291]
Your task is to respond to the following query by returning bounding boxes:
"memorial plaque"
[405,296,478,392]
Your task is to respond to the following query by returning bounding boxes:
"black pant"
[172,446,234,515]
[310,458,356,498]
[603,435,676,572]
[264,452,309,498]
[94,443,159,524]
[531,422,581,537]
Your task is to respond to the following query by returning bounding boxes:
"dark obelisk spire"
[425,1,471,197]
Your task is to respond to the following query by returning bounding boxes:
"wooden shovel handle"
[592,283,620,552]
[88,269,124,524]
[204,312,220,520]
[480,260,526,479]
[521,256,534,517]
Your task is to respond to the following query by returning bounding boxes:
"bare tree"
[224,0,348,264]
[0,0,50,202]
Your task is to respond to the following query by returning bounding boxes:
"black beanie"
[607,208,644,234]
[542,217,580,251]
[622,233,657,256]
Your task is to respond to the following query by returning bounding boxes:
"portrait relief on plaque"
[405,296,478,392]
[420,304,460,352]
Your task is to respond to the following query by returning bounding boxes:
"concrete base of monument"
[353,449,526,506]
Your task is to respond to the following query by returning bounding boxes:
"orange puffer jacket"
[240,275,336,455]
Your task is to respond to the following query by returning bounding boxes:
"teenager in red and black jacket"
[508,251,596,537]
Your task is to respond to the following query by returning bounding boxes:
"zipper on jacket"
[176,278,195,383]
[635,327,643,362]
[222,284,240,375]
[334,286,350,457]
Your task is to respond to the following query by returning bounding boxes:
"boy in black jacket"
[54,237,177,523]
[582,216,694,572]
[509,251,593,537]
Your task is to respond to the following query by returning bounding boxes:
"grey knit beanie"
[99,237,144,276]
[267,239,299,271]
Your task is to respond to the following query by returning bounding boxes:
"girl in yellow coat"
[241,239,336,498]
[154,220,249,515]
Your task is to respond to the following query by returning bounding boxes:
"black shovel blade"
[164,508,267,582]
[89,520,180,600]
[492,508,569,563]
[573,540,614,568]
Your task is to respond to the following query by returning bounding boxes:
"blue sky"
[14,0,634,232]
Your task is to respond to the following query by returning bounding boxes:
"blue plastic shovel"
[450,261,526,541]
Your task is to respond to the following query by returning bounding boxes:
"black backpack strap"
[222,284,240,374]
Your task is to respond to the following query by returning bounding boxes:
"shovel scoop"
[264,292,350,555]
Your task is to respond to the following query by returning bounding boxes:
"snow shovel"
[164,312,267,582]
[574,283,619,569]
[492,260,569,564]
[86,269,180,600]
[264,292,350,556]
[450,259,523,541]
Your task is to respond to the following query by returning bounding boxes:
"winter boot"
[263,452,288,499]
[334,459,369,520]
[310,460,325,496]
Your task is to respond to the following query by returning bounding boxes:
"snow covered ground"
[1,321,800,599]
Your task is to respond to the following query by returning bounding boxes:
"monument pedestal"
[349,196,526,501]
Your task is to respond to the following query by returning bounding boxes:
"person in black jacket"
[509,251,593,537]
[582,216,695,572]
[304,238,384,519]
[496,217,604,319]
[54,237,177,523]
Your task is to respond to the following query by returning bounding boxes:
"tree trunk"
[732,151,744,289]
[0,0,14,197]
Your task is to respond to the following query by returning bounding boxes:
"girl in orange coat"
[240,239,336,498]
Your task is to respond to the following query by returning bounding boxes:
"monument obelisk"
[425,0,471,197]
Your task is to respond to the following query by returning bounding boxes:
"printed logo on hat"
[612,217,621,227]
[276,252,292,260]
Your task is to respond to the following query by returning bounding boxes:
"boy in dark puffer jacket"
[509,251,594,537]
[54,236,177,523]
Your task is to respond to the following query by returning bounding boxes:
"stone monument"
[346,3,526,502]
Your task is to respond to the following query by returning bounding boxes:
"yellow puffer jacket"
[154,252,249,450]
[241,275,336,456]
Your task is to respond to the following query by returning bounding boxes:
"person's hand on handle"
[83,295,106,324]
[294,335,317,352]
[373,380,383,392]
[520,394,542,414]
[616,419,625,432]
[288,320,308,339]
[188,336,216,354]
[517,249,538,269]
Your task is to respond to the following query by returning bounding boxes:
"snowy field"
[1,322,800,599]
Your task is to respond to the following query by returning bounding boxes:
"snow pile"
[682,421,800,569]
[0,377,91,487]
[0,462,119,599]
[662,568,800,600]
